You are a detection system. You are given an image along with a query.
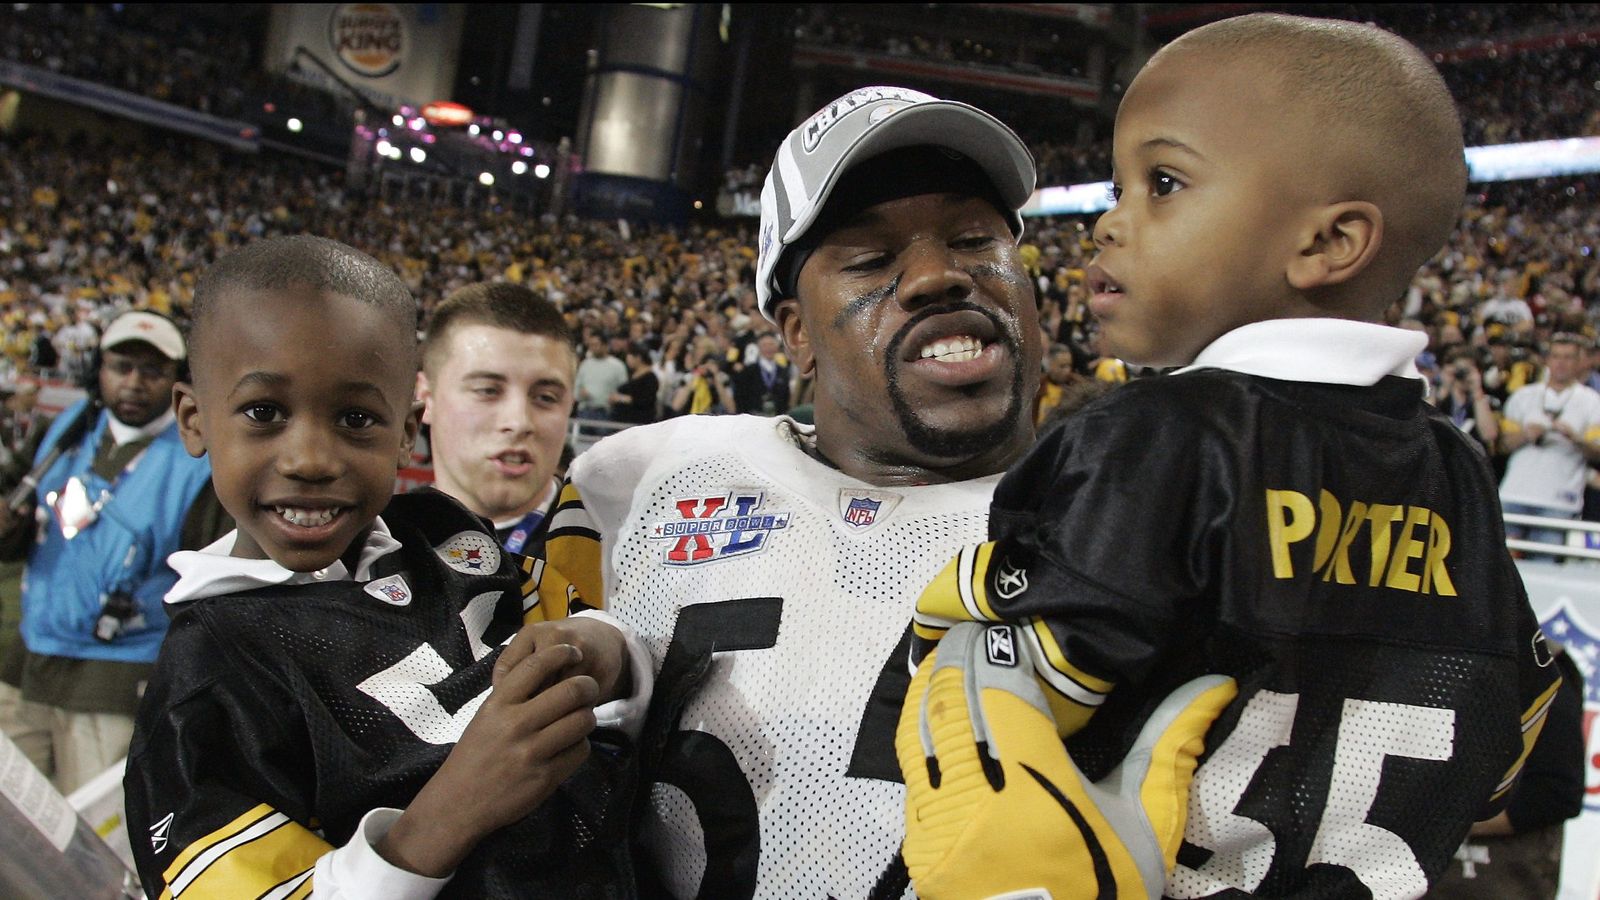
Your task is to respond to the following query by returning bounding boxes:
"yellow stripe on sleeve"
[161,805,329,900]
[1490,673,1563,802]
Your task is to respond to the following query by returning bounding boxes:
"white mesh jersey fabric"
[572,416,998,900]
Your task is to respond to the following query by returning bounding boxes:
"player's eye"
[1151,169,1185,197]
[843,253,889,273]
[340,410,379,430]
[952,232,997,252]
[240,403,285,424]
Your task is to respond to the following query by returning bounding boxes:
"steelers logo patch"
[437,531,501,575]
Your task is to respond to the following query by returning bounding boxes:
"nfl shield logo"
[844,497,881,528]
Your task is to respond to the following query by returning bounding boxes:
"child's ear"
[172,382,207,459]
[1287,201,1383,291]
[398,399,422,468]
[774,300,815,377]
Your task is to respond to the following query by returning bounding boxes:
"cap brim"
[782,102,1035,245]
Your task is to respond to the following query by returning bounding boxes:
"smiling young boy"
[123,236,643,899]
[903,14,1563,897]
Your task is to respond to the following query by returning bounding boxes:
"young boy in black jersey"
[901,13,1564,898]
[125,236,644,898]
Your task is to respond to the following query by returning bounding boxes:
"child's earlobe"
[172,384,208,459]
[1288,202,1383,291]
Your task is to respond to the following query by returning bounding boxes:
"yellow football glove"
[896,622,1237,900]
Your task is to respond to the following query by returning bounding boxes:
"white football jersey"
[555,415,998,900]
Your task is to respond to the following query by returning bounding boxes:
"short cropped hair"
[190,235,417,364]
[421,282,576,377]
[1166,14,1467,298]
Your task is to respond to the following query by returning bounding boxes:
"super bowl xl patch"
[648,492,791,565]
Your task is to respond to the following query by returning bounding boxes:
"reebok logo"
[150,812,174,853]
[995,558,1028,599]
[986,626,1018,667]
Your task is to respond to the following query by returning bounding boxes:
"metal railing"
[1503,513,1600,562]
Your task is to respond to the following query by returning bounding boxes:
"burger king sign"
[330,4,406,78]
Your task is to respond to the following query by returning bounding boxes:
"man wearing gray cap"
[0,311,228,793]
[546,88,1197,898]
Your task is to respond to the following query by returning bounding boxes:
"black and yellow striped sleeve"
[911,541,1116,738]
[156,804,326,899]
[544,477,605,611]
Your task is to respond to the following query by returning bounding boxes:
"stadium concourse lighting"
[479,172,495,186]
[469,124,480,136]
[511,160,528,175]
[492,130,504,142]
[392,114,404,127]
[509,132,522,144]
[533,163,551,179]
[410,147,426,164]
[375,139,393,157]
[286,118,303,133]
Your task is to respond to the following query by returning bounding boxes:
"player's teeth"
[920,336,982,360]
[276,507,337,527]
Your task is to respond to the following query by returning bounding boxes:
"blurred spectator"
[608,342,661,425]
[1498,333,1600,547]
[733,332,792,416]
[1034,343,1086,427]
[1433,346,1501,456]
[669,352,735,417]
[575,333,628,421]
[0,379,48,493]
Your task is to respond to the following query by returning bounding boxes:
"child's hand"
[495,617,630,702]
[378,644,598,877]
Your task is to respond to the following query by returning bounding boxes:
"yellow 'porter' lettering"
[1264,489,1456,596]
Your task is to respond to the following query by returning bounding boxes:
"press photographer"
[0,312,229,793]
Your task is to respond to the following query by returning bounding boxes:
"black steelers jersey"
[920,369,1561,899]
[124,491,634,900]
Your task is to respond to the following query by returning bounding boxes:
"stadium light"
[468,124,480,136]
[492,130,504,142]
[509,132,522,144]
[511,160,528,175]
[479,172,495,186]
[533,163,551,179]
[375,139,393,157]
[410,147,426,164]
[392,114,404,127]
[286,118,303,133]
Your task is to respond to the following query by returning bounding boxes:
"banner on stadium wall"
[263,3,465,110]
[1520,560,1600,900]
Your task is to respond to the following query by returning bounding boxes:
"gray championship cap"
[756,86,1036,320]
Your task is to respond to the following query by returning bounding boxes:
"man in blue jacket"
[0,311,228,792]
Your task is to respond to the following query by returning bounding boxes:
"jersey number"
[649,598,909,900]
[1167,690,1455,900]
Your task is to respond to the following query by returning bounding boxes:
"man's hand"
[896,622,1236,900]
[380,643,598,877]
[496,617,629,702]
